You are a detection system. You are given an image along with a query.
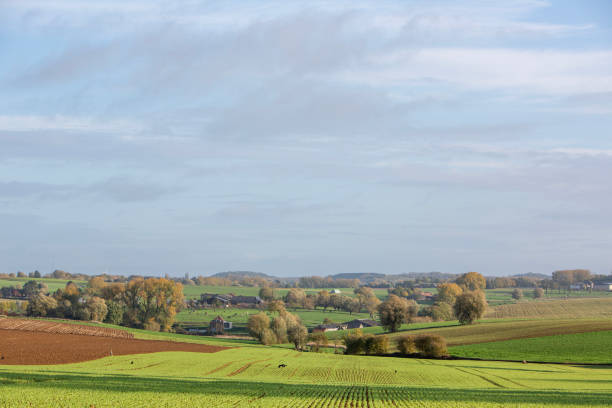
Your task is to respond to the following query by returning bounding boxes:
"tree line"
[24,277,184,331]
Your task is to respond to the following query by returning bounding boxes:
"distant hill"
[511,272,550,280]
[330,273,385,281]
[211,271,277,280]
[329,272,456,284]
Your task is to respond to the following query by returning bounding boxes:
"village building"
[209,316,232,334]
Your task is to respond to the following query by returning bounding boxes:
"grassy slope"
[485,297,612,319]
[450,330,612,364]
[0,344,611,407]
[385,318,612,348]
[176,307,373,328]
[0,277,86,292]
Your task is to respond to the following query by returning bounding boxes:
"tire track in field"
[205,361,234,375]
[454,367,506,388]
[227,359,270,377]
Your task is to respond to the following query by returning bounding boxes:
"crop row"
[0,318,133,338]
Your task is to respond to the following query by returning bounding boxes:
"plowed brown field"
[0,329,228,365]
[0,318,133,338]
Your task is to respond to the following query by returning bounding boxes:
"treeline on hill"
[256,287,382,318]
[20,277,183,332]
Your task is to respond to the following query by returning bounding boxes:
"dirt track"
[0,329,229,365]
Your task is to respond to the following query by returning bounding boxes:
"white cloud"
[342,48,612,95]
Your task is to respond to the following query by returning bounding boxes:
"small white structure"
[331,289,342,294]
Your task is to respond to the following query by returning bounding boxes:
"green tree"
[436,283,463,304]
[247,312,270,341]
[512,288,523,300]
[377,295,418,332]
[453,291,487,324]
[258,286,275,301]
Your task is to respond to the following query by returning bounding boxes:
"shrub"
[512,288,523,300]
[343,330,366,355]
[144,319,161,332]
[397,334,418,355]
[428,302,454,321]
[364,335,389,355]
[260,328,278,345]
[414,334,447,357]
[308,332,328,352]
[533,287,544,299]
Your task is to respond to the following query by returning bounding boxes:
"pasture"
[176,307,373,329]
[485,297,612,319]
[0,277,86,292]
[450,330,612,364]
[1,342,612,407]
[385,318,612,349]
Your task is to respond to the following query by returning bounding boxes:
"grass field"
[1,342,612,407]
[450,330,612,364]
[182,285,389,300]
[385,318,612,348]
[176,307,373,329]
[0,277,86,292]
[485,297,612,319]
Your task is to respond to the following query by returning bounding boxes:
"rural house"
[312,323,348,333]
[230,296,263,306]
[343,319,380,329]
[209,316,232,334]
[200,293,232,306]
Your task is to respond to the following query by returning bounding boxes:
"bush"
[427,302,454,321]
[512,288,523,300]
[144,319,161,332]
[364,335,389,355]
[533,287,544,299]
[414,335,447,357]
[308,332,328,352]
[397,334,418,355]
[260,328,278,345]
[343,330,366,355]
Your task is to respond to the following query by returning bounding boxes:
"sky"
[1,0,611,277]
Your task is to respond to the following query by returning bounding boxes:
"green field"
[450,330,612,364]
[0,277,86,292]
[176,307,373,330]
[385,318,612,349]
[1,341,612,407]
[485,297,612,319]
[182,285,388,300]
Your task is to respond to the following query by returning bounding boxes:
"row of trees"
[277,287,381,317]
[26,277,184,332]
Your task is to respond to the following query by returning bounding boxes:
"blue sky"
[1,0,611,277]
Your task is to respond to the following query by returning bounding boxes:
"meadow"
[385,318,612,348]
[176,307,373,329]
[1,343,612,407]
[450,330,612,364]
[0,277,86,292]
[485,297,612,319]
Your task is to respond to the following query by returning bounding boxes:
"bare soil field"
[0,329,229,365]
[0,318,133,338]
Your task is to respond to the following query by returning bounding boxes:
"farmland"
[0,277,86,292]
[485,297,612,319]
[385,318,612,348]
[1,339,611,407]
[450,330,612,364]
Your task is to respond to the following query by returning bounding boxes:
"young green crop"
[1,341,611,407]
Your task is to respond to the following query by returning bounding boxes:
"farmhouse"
[230,295,263,306]
[312,323,347,333]
[209,316,232,334]
[200,293,232,306]
[343,319,380,329]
